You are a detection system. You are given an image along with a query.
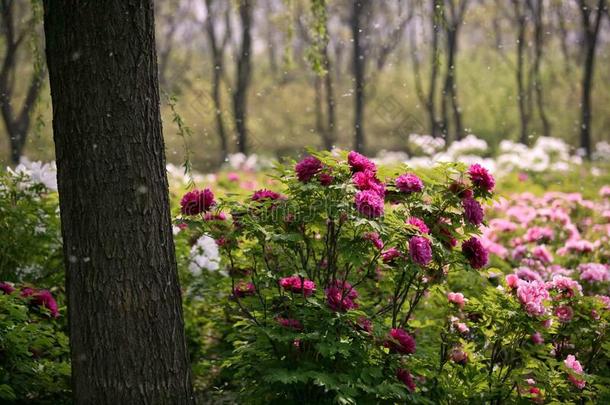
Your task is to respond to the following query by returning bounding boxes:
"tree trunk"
[205,0,229,163]
[428,0,442,138]
[514,2,529,145]
[323,47,336,150]
[42,1,194,403]
[351,0,368,153]
[578,0,605,160]
[233,0,253,155]
[530,0,550,138]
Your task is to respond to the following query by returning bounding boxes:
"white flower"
[189,234,221,276]
[11,157,58,191]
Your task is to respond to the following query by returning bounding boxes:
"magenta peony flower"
[279,276,316,297]
[348,151,376,173]
[0,282,15,295]
[386,328,416,355]
[382,247,402,263]
[407,217,429,234]
[31,290,59,318]
[516,280,549,317]
[354,190,385,218]
[468,163,495,192]
[554,305,574,322]
[20,287,35,298]
[531,332,544,344]
[564,355,585,389]
[364,232,384,250]
[276,317,303,330]
[204,212,227,221]
[325,280,358,312]
[409,236,432,266]
[233,281,256,298]
[295,156,322,182]
[506,274,520,289]
[395,173,424,193]
[447,292,466,309]
[356,317,373,333]
[318,171,333,186]
[462,197,484,225]
[180,188,216,215]
[352,170,385,196]
[396,368,416,392]
[251,189,285,201]
[461,238,488,269]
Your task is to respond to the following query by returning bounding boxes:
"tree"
[351,0,369,153]
[232,0,253,155]
[412,0,443,138]
[42,1,194,402]
[203,0,232,162]
[528,0,551,138]
[576,0,606,159]
[0,0,45,164]
[439,0,469,142]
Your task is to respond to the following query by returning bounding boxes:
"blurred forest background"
[1,0,609,171]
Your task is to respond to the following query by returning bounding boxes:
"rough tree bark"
[351,0,368,153]
[577,0,606,159]
[0,0,45,164]
[42,1,194,403]
[511,0,530,145]
[232,0,253,155]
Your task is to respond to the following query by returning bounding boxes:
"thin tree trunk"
[351,0,368,153]
[513,0,529,144]
[428,0,442,138]
[323,46,336,149]
[529,0,550,138]
[205,0,229,163]
[42,1,194,402]
[578,0,605,159]
[233,0,253,154]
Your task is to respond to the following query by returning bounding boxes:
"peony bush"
[179,150,498,403]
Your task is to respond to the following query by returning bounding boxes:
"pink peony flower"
[0,282,15,295]
[353,170,385,196]
[203,212,227,221]
[462,197,484,225]
[364,232,384,250]
[596,295,610,310]
[348,151,376,173]
[382,247,402,263]
[554,305,574,322]
[395,173,424,193]
[468,163,495,192]
[461,238,488,269]
[549,275,582,298]
[516,280,549,317]
[407,217,429,234]
[409,236,432,266]
[325,280,358,312]
[524,227,554,243]
[251,189,285,201]
[386,328,416,355]
[276,317,303,330]
[506,274,520,289]
[279,276,316,297]
[450,347,469,365]
[30,290,59,318]
[564,355,585,389]
[447,292,466,309]
[455,322,469,334]
[233,281,256,298]
[579,263,609,283]
[532,245,553,264]
[295,156,322,182]
[180,188,216,215]
[396,368,416,392]
[354,190,385,218]
[515,267,542,282]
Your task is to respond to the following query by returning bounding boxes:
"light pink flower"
[447,292,466,309]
